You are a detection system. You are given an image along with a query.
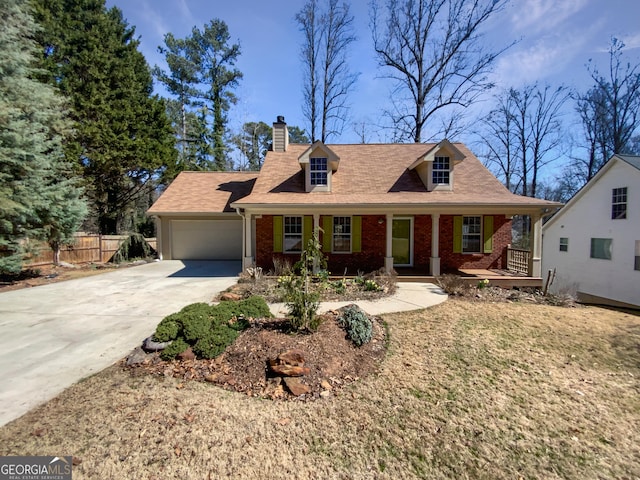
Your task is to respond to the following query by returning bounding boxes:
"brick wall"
[439,214,512,271]
[256,213,512,274]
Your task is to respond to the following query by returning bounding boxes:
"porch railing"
[507,246,530,275]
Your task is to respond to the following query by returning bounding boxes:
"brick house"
[148,117,560,278]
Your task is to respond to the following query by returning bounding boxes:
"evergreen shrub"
[337,304,373,347]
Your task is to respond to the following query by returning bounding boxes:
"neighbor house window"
[559,237,569,252]
[612,187,627,219]
[283,216,303,253]
[635,240,640,271]
[462,216,481,253]
[590,238,612,260]
[310,157,328,186]
[432,156,450,184]
[333,216,351,252]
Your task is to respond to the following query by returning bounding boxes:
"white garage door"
[171,219,242,260]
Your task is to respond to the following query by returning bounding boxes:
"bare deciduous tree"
[574,38,640,182]
[479,84,569,198]
[297,0,357,142]
[371,0,510,143]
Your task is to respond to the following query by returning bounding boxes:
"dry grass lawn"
[1,299,638,479]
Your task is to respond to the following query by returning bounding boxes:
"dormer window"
[310,157,328,186]
[299,141,339,192]
[432,156,450,185]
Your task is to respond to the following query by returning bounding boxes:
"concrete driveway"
[0,260,240,427]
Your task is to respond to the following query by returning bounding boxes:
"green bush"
[337,304,373,347]
[153,313,182,342]
[151,296,271,361]
[192,326,239,359]
[212,296,272,325]
[160,338,189,360]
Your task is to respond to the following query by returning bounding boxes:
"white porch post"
[242,212,254,270]
[430,213,440,276]
[313,213,320,273]
[155,217,163,260]
[529,214,542,277]
[384,213,394,273]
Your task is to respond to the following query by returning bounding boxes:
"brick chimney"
[272,115,288,152]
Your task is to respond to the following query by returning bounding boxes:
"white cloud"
[510,0,589,33]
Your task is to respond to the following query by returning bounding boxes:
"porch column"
[384,213,394,273]
[313,213,320,273]
[529,214,542,277]
[155,217,163,260]
[430,213,440,276]
[242,212,254,270]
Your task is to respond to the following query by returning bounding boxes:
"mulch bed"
[125,310,387,401]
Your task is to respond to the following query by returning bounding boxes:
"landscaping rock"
[270,364,311,376]
[126,347,149,366]
[220,292,243,301]
[283,377,311,396]
[142,336,171,352]
[269,349,310,376]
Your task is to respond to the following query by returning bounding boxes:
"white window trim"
[332,216,352,254]
[462,215,482,254]
[432,156,450,185]
[559,237,569,252]
[283,216,303,253]
[310,157,328,186]
[612,187,627,220]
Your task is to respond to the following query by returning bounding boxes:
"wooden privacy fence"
[506,246,530,275]
[25,234,157,266]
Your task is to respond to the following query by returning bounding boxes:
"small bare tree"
[371,0,510,143]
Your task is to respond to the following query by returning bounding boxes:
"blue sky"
[105,0,640,145]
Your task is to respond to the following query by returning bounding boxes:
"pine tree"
[0,0,86,273]
[33,0,176,234]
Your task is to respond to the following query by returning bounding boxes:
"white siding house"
[542,155,640,308]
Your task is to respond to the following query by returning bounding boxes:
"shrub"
[337,304,373,347]
[192,327,239,359]
[151,296,271,361]
[153,313,182,342]
[160,338,189,360]
[436,274,472,296]
[212,296,272,325]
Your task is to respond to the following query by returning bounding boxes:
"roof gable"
[298,141,340,171]
[543,154,640,230]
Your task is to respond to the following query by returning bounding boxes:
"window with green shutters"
[322,216,362,253]
[453,215,493,254]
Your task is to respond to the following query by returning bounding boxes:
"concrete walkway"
[0,260,240,427]
[269,282,448,317]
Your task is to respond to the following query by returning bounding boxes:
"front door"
[392,218,413,266]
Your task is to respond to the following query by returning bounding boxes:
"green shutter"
[352,216,362,253]
[303,215,313,249]
[273,216,283,253]
[453,216,463,254]
[483,215,494,253]
[322,216,332,252]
